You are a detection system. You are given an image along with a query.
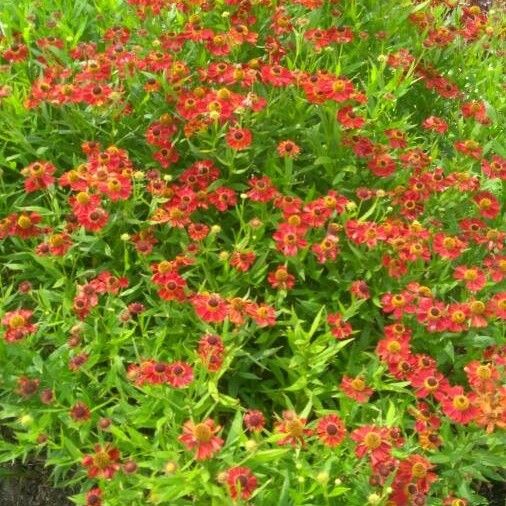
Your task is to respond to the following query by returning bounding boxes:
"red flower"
[473,191,500,219]
[446,303,470,332]
[381,292,415,319]
[274,411,312,447]
[464,360,499,394]
[179,418,223,460]
[273,223,307,256]
[453,265,486,292]
[82,444,121,479]
[385,129,407,149]
[351,425,392,463]
[440,386,479,424]
[244,410,266,433]
[432,233,467,260]
[97,175,132,201]
[482,155,506,180]
[487,292,506,320]
[461,100,489,124]
[312,235,339,264]
[260,64,294,87]
[167,362,194,388]
[225,466,258,501]
[21,161,56,192]
[192,293,228,323]
[246,303,276,327]
[85,487,102,506]
[198,334,225,372]
[376,326,411,366]
[77,206,109,232]
[422,116,448,133]
[277,140,300,158]
[327,312,353,339]
[340,375,373,403]
[230,251,256,272]
[247,176,278,202]
[368,153,396,177]
[16,376,40,397]
[2,309,37,343]
[267,266,295,290]
[336,106,366,129]
[226,127,253,150]
[156,272,187,301]
[409,369,449,399]
[12,212,44,238]
[70,401,91,422]
[416,298,449,332]
[316,414,346,447]
[3,43,29,62]
[349,280,370,299]
[454,139,482,159]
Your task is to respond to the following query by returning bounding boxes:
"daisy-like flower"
[267,266,295,290]
[82,444,121,479]
[408,369,449,400]
[246,303,276,327]
[274,410,312,447]
[273,223,307,257]
[464,361,499,394]
[179,418,223,461]
[340,375,373,403]
[368,152,396,177]
[191,293,228,323]
[422,115,448,134]
[432,233,467,260]
[440,386,479,424]
[327,312,353,339]
[226,127,253,150]
[2,309,37,343]
[277,140,300,158]
[316,414,346,447]
[21,161,56,193]
[225,466,258,501]
[336,106,365,129]
[351,425,392,463]
[473,191,500,219]
[167,362,194,388]
[453,265,486,292]
[230,250,256,272]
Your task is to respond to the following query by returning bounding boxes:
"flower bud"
[165,461,178,474]
[316,471,329,484]
[244,439,258,452]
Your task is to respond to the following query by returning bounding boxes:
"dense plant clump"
[0,0,505,504]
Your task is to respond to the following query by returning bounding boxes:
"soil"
[0,460,74,506]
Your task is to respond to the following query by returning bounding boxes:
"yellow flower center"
[452,395,470,411]
[469,301,485,314]
[286,419,304,438]
[76,192,91,205]
[17,216,32,229]
[387,340,401,353]
[364,432,381,450]
[476,365,491,380]
[463,269,477,281]
[193,423,212,443]
[411,462,427,479]
[9,315,26,329]
[351,378,365,391]
[93,451,112,470]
